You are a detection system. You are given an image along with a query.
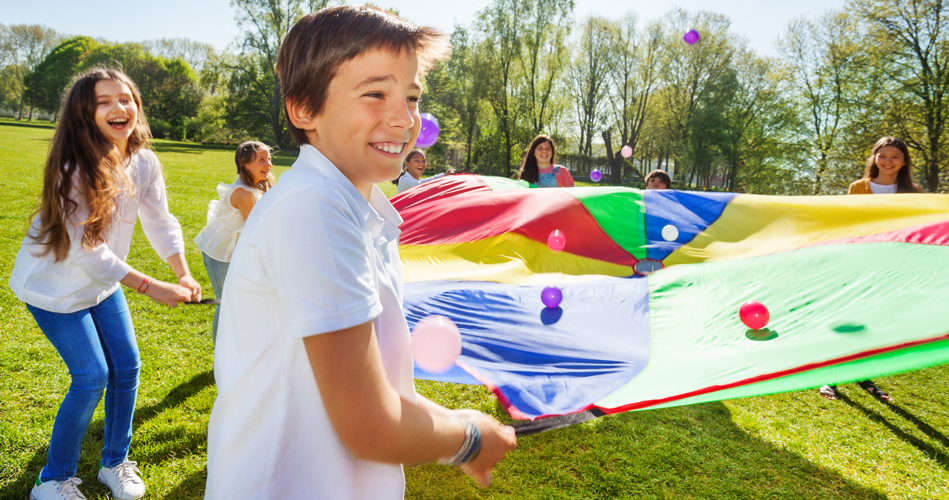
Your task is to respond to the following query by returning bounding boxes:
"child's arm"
[230,188,257,220]
[136,152,201,300]
[304,320,516,485]
[558,166,575,187]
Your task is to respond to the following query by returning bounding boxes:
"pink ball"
[739,301,769,330]
[620,145,633,158]
[547,229,566,252]
[411,315,462,373]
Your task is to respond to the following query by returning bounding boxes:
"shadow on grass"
[0,119,56,130]
[838,393,949,471]
[408,402,889,500]
[151,142,233,156]
[164,467,208,500]
[134,369,214,425]
[0,371,215,500]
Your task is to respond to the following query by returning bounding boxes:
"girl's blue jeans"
[202,252,229,345]
[26,289,140,482]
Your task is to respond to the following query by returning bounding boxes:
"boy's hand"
[146,280,193,308]
[457,411,517,487]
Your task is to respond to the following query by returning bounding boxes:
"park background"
[2,0,949,498]
[4,0,949,194]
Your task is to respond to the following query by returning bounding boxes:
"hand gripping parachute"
[393,175,949,432]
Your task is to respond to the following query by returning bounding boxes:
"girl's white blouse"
[193,179,260,263]
[10,149,185,313]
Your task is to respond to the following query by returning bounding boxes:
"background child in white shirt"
[194,141,276,343]
[10,67,201,500]
[204,6,516,500]
[395,148,454,193]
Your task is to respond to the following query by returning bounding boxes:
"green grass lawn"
[1,117,948,499]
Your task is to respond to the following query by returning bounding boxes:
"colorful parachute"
[393,175,949,426]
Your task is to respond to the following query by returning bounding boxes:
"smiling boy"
[203,7,516,500]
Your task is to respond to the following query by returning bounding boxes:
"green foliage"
[77,43,204,140]
[22,37,98,117]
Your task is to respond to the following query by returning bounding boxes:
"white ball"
[661,224,679,242]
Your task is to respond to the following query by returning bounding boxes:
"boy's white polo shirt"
[205,144,415,500]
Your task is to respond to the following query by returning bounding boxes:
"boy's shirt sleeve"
[267,188,383,338]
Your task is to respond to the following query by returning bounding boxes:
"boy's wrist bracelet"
[438,416,482,466]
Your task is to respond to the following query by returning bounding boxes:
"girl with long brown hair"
[194,141,276,343]
[517,134,575,187]
[819,136,922,403]
[9,68,201,500]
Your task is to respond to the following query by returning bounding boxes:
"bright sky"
[5,0,845,57]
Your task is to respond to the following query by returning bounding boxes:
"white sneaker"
[30,477,87,500]
[97,461,146,500]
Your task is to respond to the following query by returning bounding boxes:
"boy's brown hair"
[645,169,671,188]
[276,5,451,146]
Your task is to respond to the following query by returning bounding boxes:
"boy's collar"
[295,144,403,237]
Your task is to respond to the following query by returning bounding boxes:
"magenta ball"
[590,169,603,182]
[411,315,461,373]
[416,113,441,149]
[739,301,770,330]
[684,30,700,45]
[620,145,633,158]
[547,229,566,252]
[541,286,563,309]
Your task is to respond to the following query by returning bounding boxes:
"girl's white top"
[869,180,898,194]
[9,149,185,313]
[193,179,260,262]
[397,172,444,193]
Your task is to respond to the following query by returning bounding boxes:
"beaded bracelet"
[438,416,482,466]
[136,276,152,294]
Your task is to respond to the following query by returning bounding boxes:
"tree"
[517,0,573,137]
[477,0,528,176]
[79,42,203,139]
[227,0,334,147]
[23,37,99,120]
[603,15,662,183]
[777,10,867,194]
[717,51,783,190]
[141,38,216,74]
[435,26,486,171]
[2,24,61,120]
[657,10,736,187]
[569,16,613,157]
[854,0,949,192]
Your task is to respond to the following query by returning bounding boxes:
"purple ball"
[541,286,563,309]
[416,113,440,149]
[684,30,700,45]
[590,169,602,182]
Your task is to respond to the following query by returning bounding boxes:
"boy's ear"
[286,98,316,131]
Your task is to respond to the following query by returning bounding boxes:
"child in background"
[194,141,276,344]
[395,148,454,193]
[517,134,575,187]
[644,169,671,189]
[9,68,201,500]
[204,7,516,500]
[818,136,922,402]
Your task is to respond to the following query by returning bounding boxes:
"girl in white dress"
[194,141,276,343]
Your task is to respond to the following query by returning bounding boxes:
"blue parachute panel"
[404,278,652,418]
[644,190,738,261]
